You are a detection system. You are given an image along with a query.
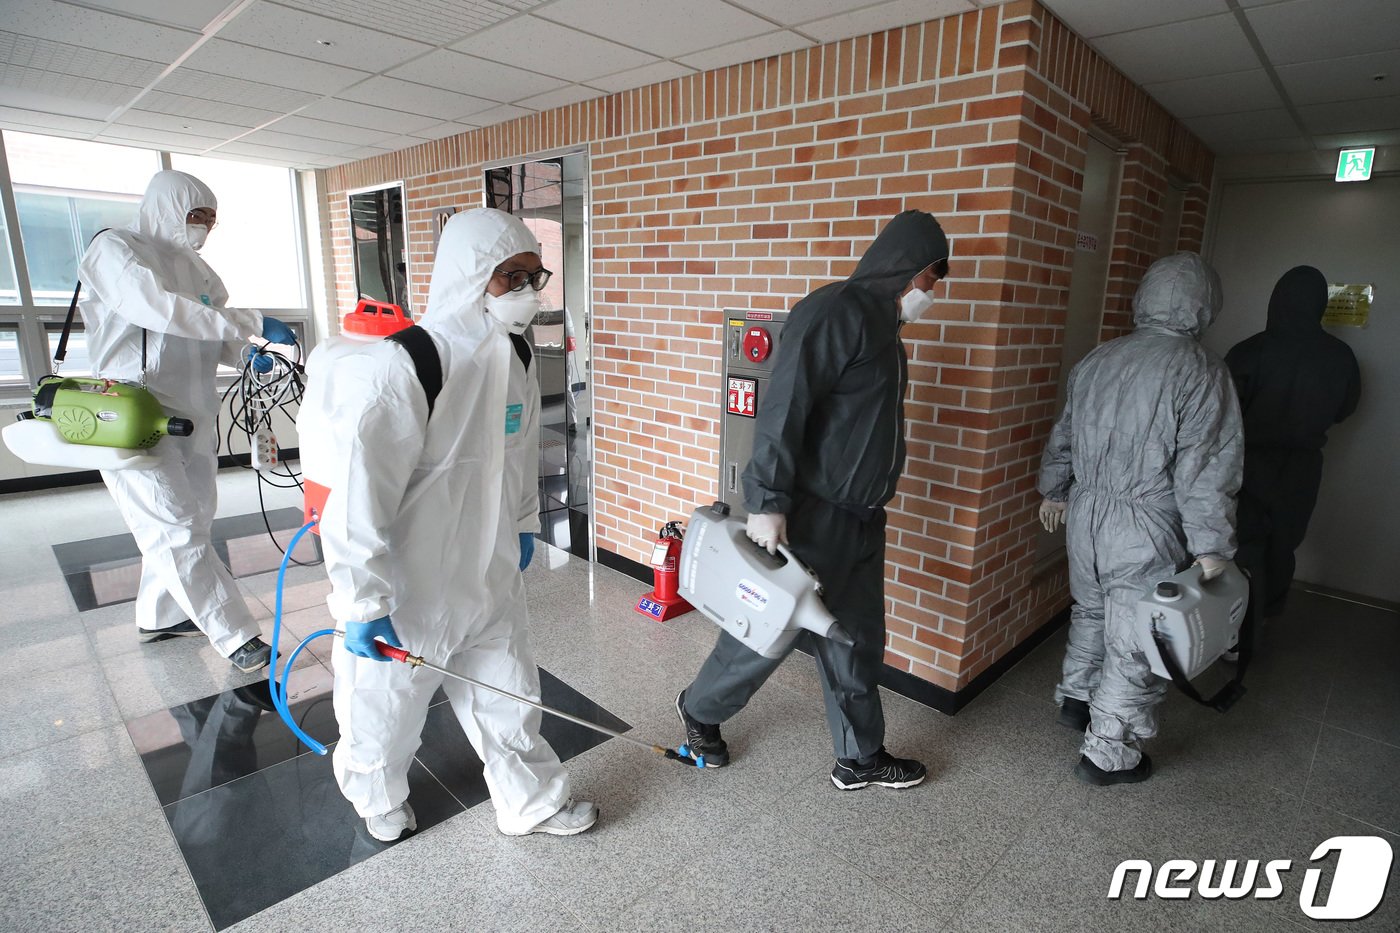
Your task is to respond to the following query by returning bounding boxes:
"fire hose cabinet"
[719,308,789,518]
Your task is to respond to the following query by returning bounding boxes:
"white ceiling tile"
[678,30,814,72]
[277,0,537,46]
[155,68,320,113]
[0,2,198,61]
[101,124,228,149]
[1314,128,1400,148]
[538,0,774,58]
[727,0,894,24]
[337,76,498,121]
[0,31,165,87]
[460,103,534,128]
[297,97,443,135]
[216,3,433,74]
[140,90,283,127]
[370,134,433,151]
[340,145,397,161]
[209,140,322,166]
[1296,94,1400,135]
[1277,50,1400,106]
[1246,0,1400,66]
[1144,69,1282,118]
[1038,0,1228,40]
[0,106,107,136]
[1186,107,1300,142]
[388,50,567,102]
[0,75,138,121]
[262,114,393,144]
[799,0,972,43]
[1207,134,1312,155]
[116,109,258,138]
[588,60,696,93]
[453,16,657,83]
[76,0,240,31]
[237,129,361,155]
[411,120,481,140]
[513,84,607,111]
[189,39,372,97]
[1091,13,1258,85]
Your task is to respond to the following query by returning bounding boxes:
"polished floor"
[1,469,1398,932]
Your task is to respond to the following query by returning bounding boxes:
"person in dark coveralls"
[1226,265,1361,618]
[676,210,949,791]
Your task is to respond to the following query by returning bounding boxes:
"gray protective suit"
[684,211,948,761]
[1038,252,1243,771]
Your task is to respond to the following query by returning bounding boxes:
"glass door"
[485,153,591,559]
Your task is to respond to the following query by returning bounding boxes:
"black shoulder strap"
[509,332,532,371]
[55,227,114,372]
[1150,583,1254,713]
[385,325,443,419]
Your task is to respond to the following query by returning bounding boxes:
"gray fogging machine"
[1135,561,1251,711]
[677,501,853,659]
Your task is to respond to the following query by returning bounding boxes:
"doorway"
[484,153,592,560]
[1036,133,1124,567]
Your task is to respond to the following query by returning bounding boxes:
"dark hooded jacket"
[1226,265,1361,452]
[742,210,948,514]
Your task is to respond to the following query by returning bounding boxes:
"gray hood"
[1132,251,1222,338]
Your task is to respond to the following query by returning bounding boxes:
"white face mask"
[483,290,540,335]
[185,224,209,251]
[899,287,935,324]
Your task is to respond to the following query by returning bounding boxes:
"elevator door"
[1036,135,1123,566]
[485,153,592,560]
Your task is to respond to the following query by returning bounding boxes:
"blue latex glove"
[519,533,535,571]
[261,316,297,346]
[242,344,273,374]
[344,616,402,662]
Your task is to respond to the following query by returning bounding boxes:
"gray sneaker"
[229,637,273,673]
[138,619,201,643]
[500,800,598,837]
[365,802,416,842]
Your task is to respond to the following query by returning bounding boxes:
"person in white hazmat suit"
[77,170,295,673]
[1037,252,1243,785]
[302,208,595,842]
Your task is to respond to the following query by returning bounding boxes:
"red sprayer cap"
[342,299,413,338]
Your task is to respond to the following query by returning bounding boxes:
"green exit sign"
[1336,148,1375,182]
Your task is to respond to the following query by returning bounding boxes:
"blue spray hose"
[269,520,334,755]
[265,519,706,767]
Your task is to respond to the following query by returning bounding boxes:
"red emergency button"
[743,327,772,363]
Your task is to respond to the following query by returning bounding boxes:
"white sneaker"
[501,800,598,837]
[365,802,416,842]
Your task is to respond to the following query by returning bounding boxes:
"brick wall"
[322,0,1213,694]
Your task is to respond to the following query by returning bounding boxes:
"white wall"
[1204,173,1400,604]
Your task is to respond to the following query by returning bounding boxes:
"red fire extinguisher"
[635,520,693,622]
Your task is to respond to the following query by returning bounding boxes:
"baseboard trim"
[596,545,652,585]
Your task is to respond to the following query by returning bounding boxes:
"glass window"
[0,215,18,305]
[0,326,23,382]
[45,323,92,377]
[171,154,305,309]
[6,132,156,306]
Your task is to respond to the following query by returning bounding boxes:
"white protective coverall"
[299,208,564,832]
[77,170,263,656]
[1038,252,1243,772]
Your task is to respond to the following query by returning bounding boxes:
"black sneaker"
[138,619,201,643]
[229,637,273,674]
[1074,753,1153,786]
[831,748,926,790]
[1057,697,1091,732]
[675,690,729,767]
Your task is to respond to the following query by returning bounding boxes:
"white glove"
[745,512,788,556]
[1038,498,1067,534]
[1195,555,1227,581]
